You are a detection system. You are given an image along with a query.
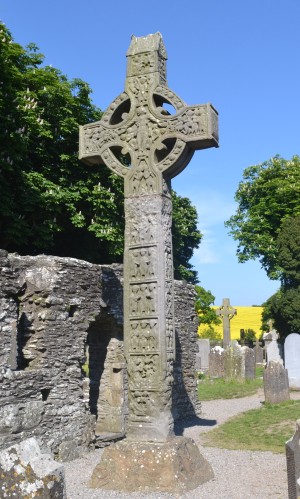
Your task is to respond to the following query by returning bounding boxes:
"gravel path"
[64,389,299,499]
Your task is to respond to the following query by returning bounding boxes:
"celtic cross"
[216,298,237,348]
[79,33,218,442]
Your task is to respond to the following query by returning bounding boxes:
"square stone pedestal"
[89,436,214,494]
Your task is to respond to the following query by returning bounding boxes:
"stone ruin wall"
[0,250,200,459]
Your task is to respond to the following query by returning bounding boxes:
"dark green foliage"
[243,329,257,343]
[0,22,201,281]
[172,192,202,283]
[262,218,300,338]
[225,155,300,280]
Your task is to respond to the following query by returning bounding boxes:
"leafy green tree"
[225,155,300,280]
[198,326,222,341]
[262,217,300,339]
[277,216,300,286]
[172,193,202,283]
[0,22,201,281]
[195,285,221,328]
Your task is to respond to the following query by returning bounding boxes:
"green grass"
[198,376,263,400]
[201,399,300,453]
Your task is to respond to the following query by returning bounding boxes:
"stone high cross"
[216,298,237,348]
[79,33,218,443]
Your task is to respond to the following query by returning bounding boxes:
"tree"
[0,22,201,282]
[195,285,221,327]
[172,192,202,283]
[262,216,300,339]
[225,155,300,280]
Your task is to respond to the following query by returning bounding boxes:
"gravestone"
[216,298,237,348]
[196,338,210,371]
[243,346,255,380]
[254,339,264,364]
[263,361,290,404]
[80,33,217,493]
[263,329,283,364]
[224,343,243,380]
[285,333,300,389]
[0,437,66,498]
[208,346,225,378]
[286,419,300,499]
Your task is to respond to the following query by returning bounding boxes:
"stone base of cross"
[80,32,218,493]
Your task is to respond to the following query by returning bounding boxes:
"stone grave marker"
[285,419,300,499]
[224,343,243,380]
[263,325,283,364]
[263,360,290,404]
[79,32,218,493]
[208,346,225,378]
[196,338,210,371]
[216,298,237,348]
[243,346,255,380]
[254,339,264,364]
[285,333,300,389]
[0,437,66,498]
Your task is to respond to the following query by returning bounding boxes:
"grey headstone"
[0,437,66,498]
[263,330,283,364]
[196,339,210,371]
[208,347,225,378]
[254,340,264,364]
[285,419,300,499]
[263,361,290,404]
[285,333,300,389]
[224,343,243,380]
[243,346,255,380]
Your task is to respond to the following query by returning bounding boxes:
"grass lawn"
[198,373,263,401]
[201,399,300,453]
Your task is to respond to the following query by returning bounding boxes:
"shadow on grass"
[174,415,217,436]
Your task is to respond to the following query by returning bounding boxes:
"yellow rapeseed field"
[198,306,263,340]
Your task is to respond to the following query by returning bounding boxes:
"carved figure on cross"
[216,298,237,348]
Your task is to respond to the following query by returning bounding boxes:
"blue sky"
[1,0,299,305]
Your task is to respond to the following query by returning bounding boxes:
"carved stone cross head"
[216,298,237,322]
[79,32,218,198]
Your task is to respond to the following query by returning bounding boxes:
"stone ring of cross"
[79,33,218,198]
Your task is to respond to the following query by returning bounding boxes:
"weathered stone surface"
[208,346,225,378]
[0,252,200,456]
[89,436,214,493]
[286,419,300,499]
[196,339,210,371]
[224,343,243,380]
[263,361,290,404]
[263,329,283,364]
[0,437,66,498]
[285,333,300,389]
[254,340,264,364]
[243,346,255,380]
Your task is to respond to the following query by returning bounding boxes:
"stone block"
[208,347,224,378]
[196,339,210,371]
[285,419,300,499]
[0,437,66,498]
[263,361,290,404]
[285,333,300,389]
[89,436,214,494]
